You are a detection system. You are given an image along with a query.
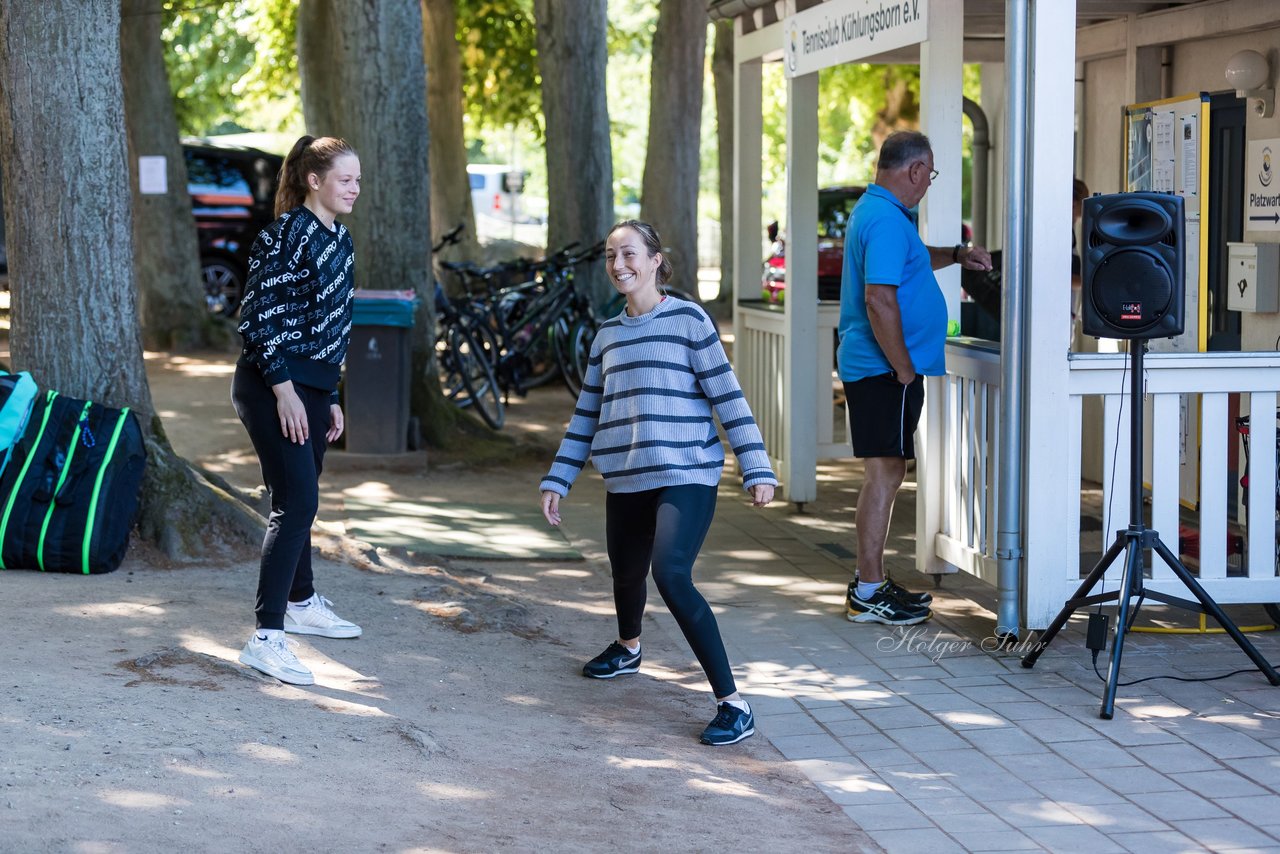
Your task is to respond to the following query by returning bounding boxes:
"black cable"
[1096,349,1131,612]
[1091,651,1255,686]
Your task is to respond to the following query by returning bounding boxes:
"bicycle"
[431,225,504,429]
[442,240,605,400]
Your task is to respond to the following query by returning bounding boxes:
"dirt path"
[0,349,868,852]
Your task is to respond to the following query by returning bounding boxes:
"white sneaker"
[239,629,314,685]
[284,593,363,639]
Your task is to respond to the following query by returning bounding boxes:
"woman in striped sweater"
[539,220,777,746]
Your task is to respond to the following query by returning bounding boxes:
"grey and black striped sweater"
[539,297,778,496]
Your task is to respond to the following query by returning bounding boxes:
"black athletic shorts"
[844,372,926,459]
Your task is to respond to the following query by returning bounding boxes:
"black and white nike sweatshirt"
[237,205,355,402]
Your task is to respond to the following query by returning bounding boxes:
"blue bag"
[0,371,38,476]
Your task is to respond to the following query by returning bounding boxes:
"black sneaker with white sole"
[850,576,933,607]
[700,702,755,746]
[846,584,932,625]
[582,641,641,679]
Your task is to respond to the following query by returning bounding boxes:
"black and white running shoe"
[582,641,641,679]
[846,584,932,625]
[850,576,933,607]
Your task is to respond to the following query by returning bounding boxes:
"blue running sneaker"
[701,702,755,746]
[582,641,641,679]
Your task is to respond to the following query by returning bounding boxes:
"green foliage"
[760,61,984,223]
[604,0,658,211]
[455,0,541,136]
[161,0,301,136]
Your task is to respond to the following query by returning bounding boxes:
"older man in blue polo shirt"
[840,130,993,626]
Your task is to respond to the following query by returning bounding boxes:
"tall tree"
[423,0,481,263]
[532,0,612,305]
[639,0,707,288]
[0,0,263,557]
[711,16,733,306]
[296,0,452,444]
[121,0,216,351]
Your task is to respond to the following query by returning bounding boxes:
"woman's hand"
[750,484,775,507]
[272,381,308,444]
[541,490,562,526]
[326,404,345,443]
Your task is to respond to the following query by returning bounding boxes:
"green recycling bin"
[346,289,417,454]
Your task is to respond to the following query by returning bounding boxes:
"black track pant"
[232,364,331,630]
[605,484,736,699]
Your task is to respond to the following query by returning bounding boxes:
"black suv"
[183,138,282,315]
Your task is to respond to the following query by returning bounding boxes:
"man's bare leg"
[855,456,907,585]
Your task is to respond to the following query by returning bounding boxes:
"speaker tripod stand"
[1021,341,1280,719]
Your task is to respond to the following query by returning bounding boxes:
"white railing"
[737,304,786,475]
[934,339,1002,585]
[1045,352,1280,613]
[817,302,852,459]
[737,302,850,477]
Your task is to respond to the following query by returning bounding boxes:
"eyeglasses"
[911,161,939,182]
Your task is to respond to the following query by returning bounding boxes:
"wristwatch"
[952,244,965,263]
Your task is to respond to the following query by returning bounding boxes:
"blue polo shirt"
[837,184,948,382]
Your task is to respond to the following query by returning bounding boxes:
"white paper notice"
[138,156,167,195]
[1153,110,1175,192]
[1180,115,1198,195]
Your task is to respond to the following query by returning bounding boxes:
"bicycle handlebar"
[431,223,466,253]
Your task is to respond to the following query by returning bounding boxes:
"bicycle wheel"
[521,318,565,389]
[436,324,467,401]
[448,325,505,429]
[556,318,595,398]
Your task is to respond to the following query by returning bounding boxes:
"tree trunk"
[422,0,481,265]
[121,0,221,352]
[532,0,612,306]
[639,0,707,293]
[0,0,264,560]
[711,17,733,309]
[297,0,455,446]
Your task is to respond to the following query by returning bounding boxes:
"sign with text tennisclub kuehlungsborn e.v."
[1246,138,1280,232]
[784,0,929,78]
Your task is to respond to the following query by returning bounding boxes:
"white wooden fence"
[1052,353,1280,611]
[737,303,851,479]
[736,313,1280,629]
[934,340,1001,586]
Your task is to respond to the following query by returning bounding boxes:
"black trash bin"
[346,289,416,454]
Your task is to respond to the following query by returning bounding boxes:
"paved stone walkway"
[560,454,1280,853]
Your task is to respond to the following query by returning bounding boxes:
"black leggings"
[605,484,736,699]
[231,364,332,630]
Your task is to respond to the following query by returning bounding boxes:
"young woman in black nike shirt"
[232,135,363,686]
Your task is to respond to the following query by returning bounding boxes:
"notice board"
[1124,93,1210,509]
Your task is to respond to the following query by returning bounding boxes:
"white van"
[467,164,525,221]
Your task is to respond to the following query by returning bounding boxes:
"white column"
[1023,0,1079,629]
[916,0,964,574]
[732,58,762,325]
[919,0,965,317]
[783,71,819,504]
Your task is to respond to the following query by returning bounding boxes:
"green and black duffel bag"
[0,387,147,574]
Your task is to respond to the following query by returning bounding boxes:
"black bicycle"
[431,225,504,429]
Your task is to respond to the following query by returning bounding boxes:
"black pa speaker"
[1080,192,1185,340]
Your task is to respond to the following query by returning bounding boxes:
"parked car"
[183,138,283,315]
[762,185,866,304]
[761,187,976,304]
